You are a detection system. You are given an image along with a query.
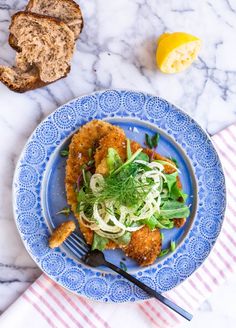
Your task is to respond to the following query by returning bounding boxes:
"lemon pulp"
[156,32,201,74]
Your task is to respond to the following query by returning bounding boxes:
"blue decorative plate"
[13,90,226,302]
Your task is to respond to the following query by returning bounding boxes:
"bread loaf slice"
[0,12,74,92]
[0,66,46,92]
[10,12,74,83]
[26,0,83,39]
[9,0,83,50]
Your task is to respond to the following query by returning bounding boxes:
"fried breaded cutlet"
[65,120,124,217]
[64,119,186,265]
[65,120,124,249]
[124,226,162,266]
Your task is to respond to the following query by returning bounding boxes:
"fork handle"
[104,260,193,321]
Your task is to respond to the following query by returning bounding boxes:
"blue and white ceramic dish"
[13,90,226,302]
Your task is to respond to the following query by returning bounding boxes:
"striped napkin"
[0,124,235,328]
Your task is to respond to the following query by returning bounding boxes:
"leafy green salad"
[75,136,190,252]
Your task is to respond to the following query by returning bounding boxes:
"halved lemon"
[156,32,201,74]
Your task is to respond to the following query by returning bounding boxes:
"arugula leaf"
[135,152,149,162]
[76,188,86,203]
[115,232,131,245]
[60,149,69,157]
[107,148,123,172]
[154,217,174,229]
[151,133,160,148]
[170,182,188,202]
[164,172,178,193]
[160,200,190,219]
[143,216,158,230]
[91,233,109,251]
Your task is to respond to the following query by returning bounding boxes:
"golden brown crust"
[10,11,72,31]
[26,0,84,39]
[8,34,20,52]
[65,120,123,223]
[124,226,162,266]
[65,121,186,263]
[0,65,70,93]
[174,218,186,228]
[0,66,45,93]
[49,221,76,248]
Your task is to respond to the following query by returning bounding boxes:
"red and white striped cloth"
[0,124,235,328]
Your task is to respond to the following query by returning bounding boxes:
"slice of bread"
[10,12,75,83]
[0,12,74,92]
[26,0,83,39]
[9,0,83,50]
[0,66,46,92]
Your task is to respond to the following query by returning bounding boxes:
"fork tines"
[64,232,90,258]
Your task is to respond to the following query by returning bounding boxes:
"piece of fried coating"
[49,220,76,248]
[124,226,162,266]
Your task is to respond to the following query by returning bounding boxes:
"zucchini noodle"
[79,159,166,239]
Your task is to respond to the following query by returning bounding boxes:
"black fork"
[65,233,193,321]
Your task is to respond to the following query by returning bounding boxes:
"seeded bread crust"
[9,0,83,51]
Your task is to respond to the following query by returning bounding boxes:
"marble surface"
[0,0,236,326]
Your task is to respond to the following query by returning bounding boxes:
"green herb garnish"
[92,233,109,251]
[135,152,149,162]
[77,150,154,211]
[170,240,176,252]
[113,148,143,174]
[120,261,127,271]
[94,162,154,208]
[170,182,188,202]
[145,133,160,149]
[159,200,190,219]
[56,207,71,216]
[145,133,153,148]
[151,133,159,148]
[142,216,158,230]
[158,249,169,257]
[158,240,176,258]
[60,149,69,157]
[164,172,178,193]
[107,148,123,173]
